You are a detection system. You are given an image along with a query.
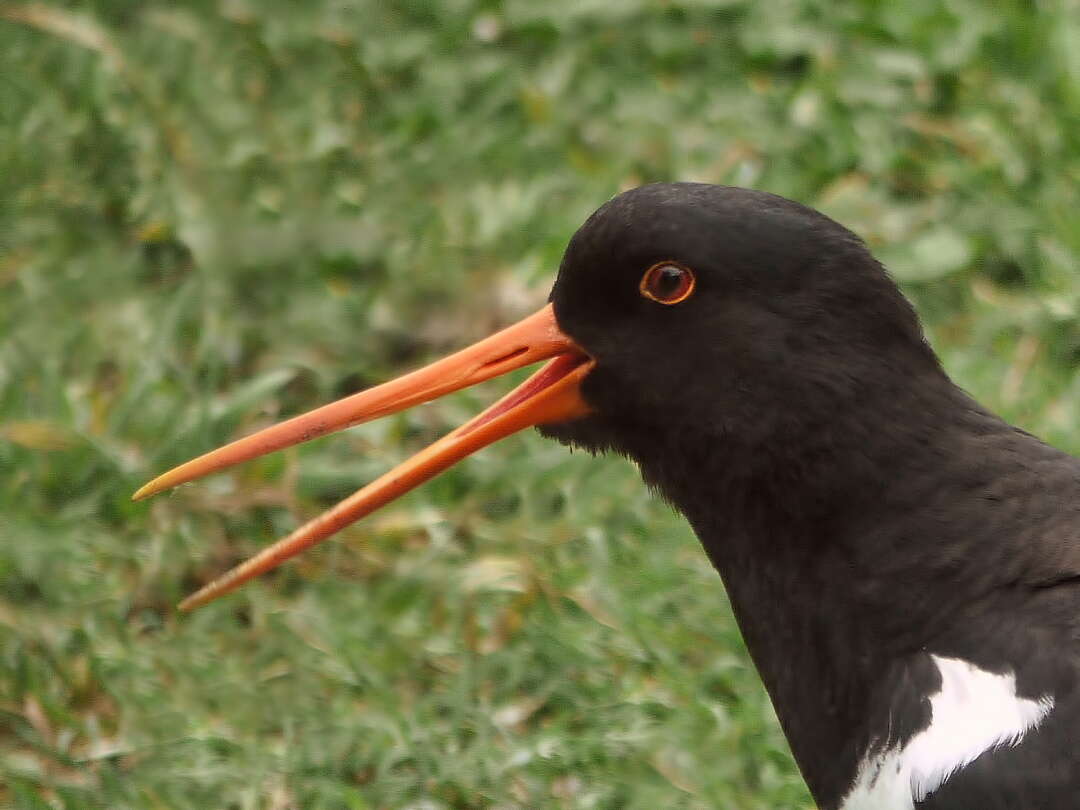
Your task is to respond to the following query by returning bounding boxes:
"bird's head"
[542,183,940,460]
[135,183,942,609]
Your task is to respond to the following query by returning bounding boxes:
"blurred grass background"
[2,0,1080,807]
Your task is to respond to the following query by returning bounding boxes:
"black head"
[541,183,945,472]
[143,181,952,628]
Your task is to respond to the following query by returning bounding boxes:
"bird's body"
[660,378,1080,809]
[545,184,1080,808]
[139,183,1080,808]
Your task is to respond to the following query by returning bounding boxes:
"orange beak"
[134,303,594,611]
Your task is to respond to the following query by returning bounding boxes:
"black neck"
[627,367,1033,806]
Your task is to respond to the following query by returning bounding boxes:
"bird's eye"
[639,262,695,305]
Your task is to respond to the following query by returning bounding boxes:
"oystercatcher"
[135,183,1080,809]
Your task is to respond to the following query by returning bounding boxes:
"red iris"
[640,262,695,304]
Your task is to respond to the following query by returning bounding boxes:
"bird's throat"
[625,373,981,806]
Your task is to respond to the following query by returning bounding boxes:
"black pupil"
[654,265,684,298]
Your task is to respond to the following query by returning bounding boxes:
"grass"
[2,0,1080,807]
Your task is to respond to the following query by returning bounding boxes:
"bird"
[133,182,1080,809]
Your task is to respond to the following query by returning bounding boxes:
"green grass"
[2,1,1080,807]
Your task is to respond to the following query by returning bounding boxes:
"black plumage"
[142,181,1080,809]
[539,183,1080,809]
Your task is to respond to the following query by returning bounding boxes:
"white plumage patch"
[840,655,1054,810]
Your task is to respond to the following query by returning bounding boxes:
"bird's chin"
[537,414,622,456]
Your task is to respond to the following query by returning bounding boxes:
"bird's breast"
[839,654,1054,810]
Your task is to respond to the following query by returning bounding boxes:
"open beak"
[134,303,594,611]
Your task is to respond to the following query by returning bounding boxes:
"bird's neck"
[632,368,1033,806]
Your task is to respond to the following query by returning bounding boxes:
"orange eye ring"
[639,261,696,305]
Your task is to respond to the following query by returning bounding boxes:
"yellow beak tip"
[132,476,171,501]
